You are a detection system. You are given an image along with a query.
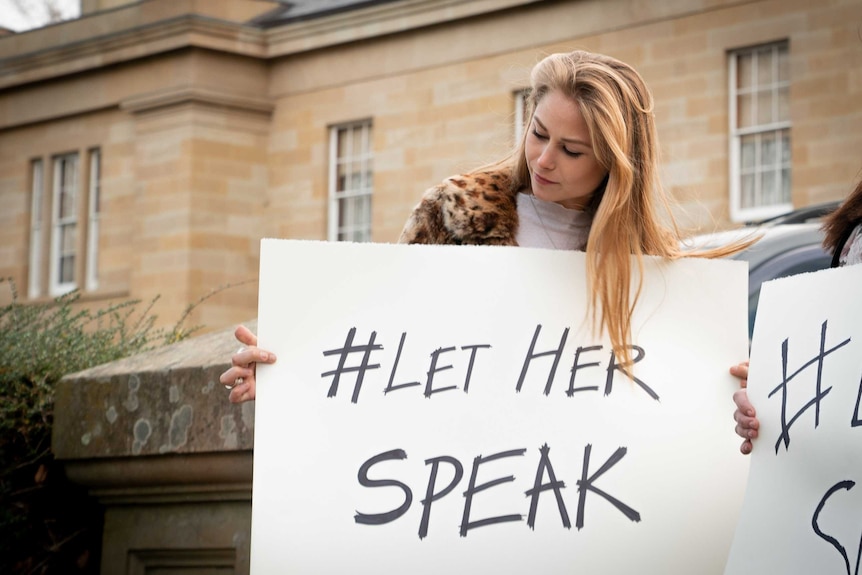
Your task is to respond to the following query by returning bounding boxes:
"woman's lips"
[533,172,556,186]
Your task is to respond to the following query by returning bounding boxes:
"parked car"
[684,201,840,337]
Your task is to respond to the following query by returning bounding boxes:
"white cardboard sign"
[251,239,750,574]
[725,263,862,574]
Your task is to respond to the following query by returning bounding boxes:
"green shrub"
[0,279,201,574]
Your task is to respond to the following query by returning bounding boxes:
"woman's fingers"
[228,380,255,404]
[219,325,278,404]
[232,326,276,367]
[235,324,258,347]
[733,388,756,418]
[730,361,749,387]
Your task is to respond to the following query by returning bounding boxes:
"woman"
[221,49,752,403]
[732,177,862,454]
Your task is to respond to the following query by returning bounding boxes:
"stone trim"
[0,15,266,90]
[63,452,253,505]
[0,0,544,90]
[120,86,274,116]
[264,0,545,56]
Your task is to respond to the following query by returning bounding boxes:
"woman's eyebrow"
[533,116,592,147]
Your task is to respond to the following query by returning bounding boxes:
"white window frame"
[86,149,101,291]
[49,153,79,296]
[328,121,373,242]
[28,159,44,299]
[728,41,792,222]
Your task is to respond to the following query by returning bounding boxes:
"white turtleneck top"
[515,192,592,251]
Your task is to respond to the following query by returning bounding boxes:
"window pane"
[781,167,791,203]
[87,149,101,292]
[32,161,43,221]
[737,53,753,90]
[741,135,757,170]
[756,90,773,125]
[61,224,76,251]
[760,170,777,204]
[741,173,756,208]
[777,45,790,82]
[60,255,74,283]
[737,94,753,129]
[781,130,791,163]
[337,163,348,192]
[52,153,79,292]
[777,86,790,122]
[90,150,101,214]
[352,127,364,159]
[29,160,44,299]
[360,194,371,224]
[761,132,777,166]
[337,128,349,158]
[60,187,73,218]
[756,47,774,85]
[338,196,349,229]
[364,156,373,187]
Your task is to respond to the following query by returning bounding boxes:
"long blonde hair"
[481,50,753,367]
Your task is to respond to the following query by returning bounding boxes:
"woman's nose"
[536,145,554,169]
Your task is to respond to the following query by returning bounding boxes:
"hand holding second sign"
[731,361,759,455]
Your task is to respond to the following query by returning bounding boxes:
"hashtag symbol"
[321,328,383,404]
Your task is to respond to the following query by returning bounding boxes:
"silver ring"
[225,376,244,391]
[236,346,247,355]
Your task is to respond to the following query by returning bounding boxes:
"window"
[50,153,79,295]
[86,149,101,291]
[729,41,791,222]
[28,160,44,299]
[328,121,373,242]
[28,149,101,298]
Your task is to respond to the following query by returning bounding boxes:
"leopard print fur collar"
[398,170,520,246]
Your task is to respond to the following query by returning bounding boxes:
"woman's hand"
[731,361,759,454]
[220,325,277,404]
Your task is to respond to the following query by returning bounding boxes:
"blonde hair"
[480,50,753,368]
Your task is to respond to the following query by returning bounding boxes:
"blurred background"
[1,1,860,573]
[1,0,860,333]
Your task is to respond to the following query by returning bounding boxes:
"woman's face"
[525,90,608,210]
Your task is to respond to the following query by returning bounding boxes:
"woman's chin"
[530,184,556,203]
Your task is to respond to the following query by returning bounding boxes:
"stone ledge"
[63,451,253,505]
[52,320,257,460]
[120,87,274,116]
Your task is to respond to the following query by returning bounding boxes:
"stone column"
[120,78,272,332]
[52,321,257,575]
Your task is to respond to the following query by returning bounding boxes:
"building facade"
[1,0,861,332]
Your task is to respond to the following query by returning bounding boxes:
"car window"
[747,244,832,338]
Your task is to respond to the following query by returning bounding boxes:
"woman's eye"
[564,149,582,157]
[531,129,548,140]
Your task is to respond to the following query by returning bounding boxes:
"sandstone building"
[1,0,860,331]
